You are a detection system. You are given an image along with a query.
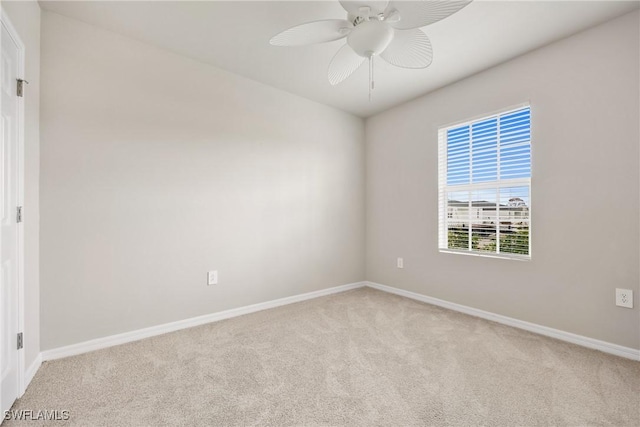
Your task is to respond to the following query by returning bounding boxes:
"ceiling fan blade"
[328,44,366,85]
[380,29,433,69]
[270,19,353,46]
[385,0,472,30]
[339,1,390,16]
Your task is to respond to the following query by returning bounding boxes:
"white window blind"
[438,105,531,259]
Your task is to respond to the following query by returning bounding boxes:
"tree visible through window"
[438,106,531,258]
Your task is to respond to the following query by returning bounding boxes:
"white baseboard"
[37,279,640,365]
[42,281,366,361]
[366,281,640,361]
[22,353,42,396]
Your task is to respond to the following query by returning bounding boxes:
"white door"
[0,18,22,415]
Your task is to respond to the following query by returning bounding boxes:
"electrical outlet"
[615,288,633,308]
[397,257,404,269]
[207,270,218,286]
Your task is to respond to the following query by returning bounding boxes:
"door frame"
[0,7,26,398]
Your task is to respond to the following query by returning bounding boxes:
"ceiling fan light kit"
[270,0,472,96]
[347,19,394,57]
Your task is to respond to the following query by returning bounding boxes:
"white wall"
[366,11,640,349]
[2,0,40,371]
[40,12,365,350]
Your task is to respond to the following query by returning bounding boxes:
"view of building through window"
[439,106,531,257]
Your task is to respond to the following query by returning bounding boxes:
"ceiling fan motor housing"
[347,20,394,58]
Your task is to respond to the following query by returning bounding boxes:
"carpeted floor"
[6,287,640,426]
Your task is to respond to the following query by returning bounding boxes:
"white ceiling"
[39,1,639,117]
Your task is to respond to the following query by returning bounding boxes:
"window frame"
[437,103,532,261]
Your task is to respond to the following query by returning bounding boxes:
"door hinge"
[16,79,29,97]
[16,206,23,223]
[17,332,23,350]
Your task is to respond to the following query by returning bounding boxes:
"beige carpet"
[6,288,640,426]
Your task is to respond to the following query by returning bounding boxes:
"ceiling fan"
[270,1,472,93]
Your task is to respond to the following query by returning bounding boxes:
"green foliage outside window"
[448,228,528,255]
[448,229,468,249]
[500,229,529,255]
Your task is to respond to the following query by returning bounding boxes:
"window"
[438,105,531,259]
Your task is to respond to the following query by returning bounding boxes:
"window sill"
[439,249,531,261]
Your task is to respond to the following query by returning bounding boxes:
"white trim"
[24,354,41,390]
[438,102,531,130]
[33,279,640,370]
[366,281,640,361]
[42,282,366,361]
[439,249,530,262]
[1,8,27,398]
